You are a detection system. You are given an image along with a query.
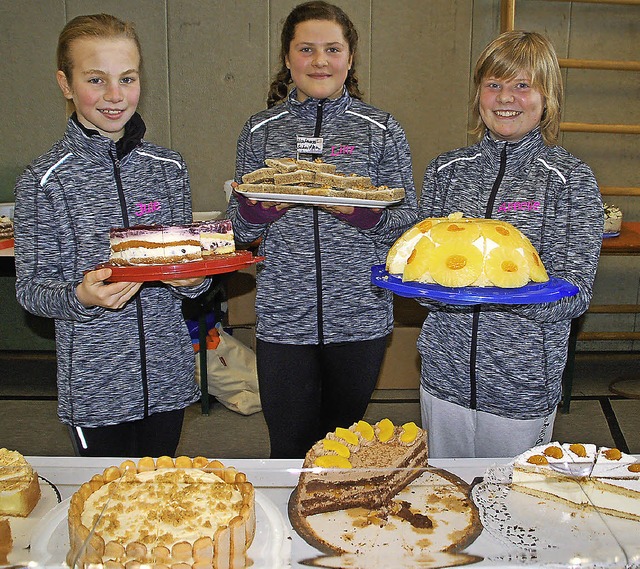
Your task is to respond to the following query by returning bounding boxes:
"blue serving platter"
[371,264,579,306]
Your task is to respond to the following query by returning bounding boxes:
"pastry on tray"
[109,219,235,266]
[238,158,405,203]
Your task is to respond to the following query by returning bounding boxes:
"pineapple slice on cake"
[430,219,481,245]
[402,236,436,282]
[522,244,549,283]
[429,242,483,287]
[386,219,437,274]
[480,220,522,248]
[485,246,530,288]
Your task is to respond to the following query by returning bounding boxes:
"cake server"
[548,461,594,478]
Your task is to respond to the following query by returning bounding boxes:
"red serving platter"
[95,250,262,282]
[0,238,14,250]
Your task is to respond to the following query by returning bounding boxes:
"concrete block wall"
[1,0,638,351]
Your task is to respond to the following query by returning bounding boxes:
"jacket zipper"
[111,152,149,417]
[469,143,507,409]
[312,99,326,344]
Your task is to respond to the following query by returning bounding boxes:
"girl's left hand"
[321,205,355,215]
[161,276,205,287]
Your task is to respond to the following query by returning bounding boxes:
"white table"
[11,456,638,569]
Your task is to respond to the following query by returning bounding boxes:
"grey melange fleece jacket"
[13,116,207,428]
[417,128,603,420]
[228,89,418,345]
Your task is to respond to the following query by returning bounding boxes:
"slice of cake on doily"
[511,441,640,521]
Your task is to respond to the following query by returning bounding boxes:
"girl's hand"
[161,276,205,287]
[76,267,142,309]
[321,205,356,215]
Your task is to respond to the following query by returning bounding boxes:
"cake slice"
[273,169,317,185]
[241,167,277,184]
[315,171,372,189]
[295,158,337,173]
[109,221,235,266]
[294,419,428,516]
[265,157,298,173]
[511,442,640,521]
[196,219,235,256]
[0,517,11,565]
[0,448,41,517]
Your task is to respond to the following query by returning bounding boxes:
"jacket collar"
[285,87,352,120]
[65,112,146,163]
[481,127,545,168]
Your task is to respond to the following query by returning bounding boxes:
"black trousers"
[256,336,389,458]
[68,408,185,457]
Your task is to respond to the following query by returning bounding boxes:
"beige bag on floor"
[195,323,261,415]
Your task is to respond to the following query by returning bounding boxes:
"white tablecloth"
[11,456,640,569]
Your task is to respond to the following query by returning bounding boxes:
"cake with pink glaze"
[109,219,234,266]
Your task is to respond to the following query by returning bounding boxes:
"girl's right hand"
[76,267,142,309]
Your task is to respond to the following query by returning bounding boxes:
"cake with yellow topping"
[386,212,548,288]
[512,442,640,521]
[67,456,255,569]
[292,419,428,516]
[0,448,41,517]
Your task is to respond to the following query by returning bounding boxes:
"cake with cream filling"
[511,442,640,521]
[603,203,622,234]
[67,456,255,569]
[386,212,548,288]
[292,419,428,517]
[109,219,235,266]
[0,216,13,240]
[0,448,41,517]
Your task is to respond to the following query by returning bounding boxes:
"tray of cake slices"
[93,219,263,282]
[472,442,640,567]
[236,158,405,208]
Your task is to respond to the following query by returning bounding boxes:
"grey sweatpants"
[420,389,556,459]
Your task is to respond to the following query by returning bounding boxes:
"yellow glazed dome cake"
[386,212,548,288]
[67,456,255,569]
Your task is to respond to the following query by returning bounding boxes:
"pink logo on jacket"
[498,201,540,213]
[330,145,355,156]
[135,201,161,216]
